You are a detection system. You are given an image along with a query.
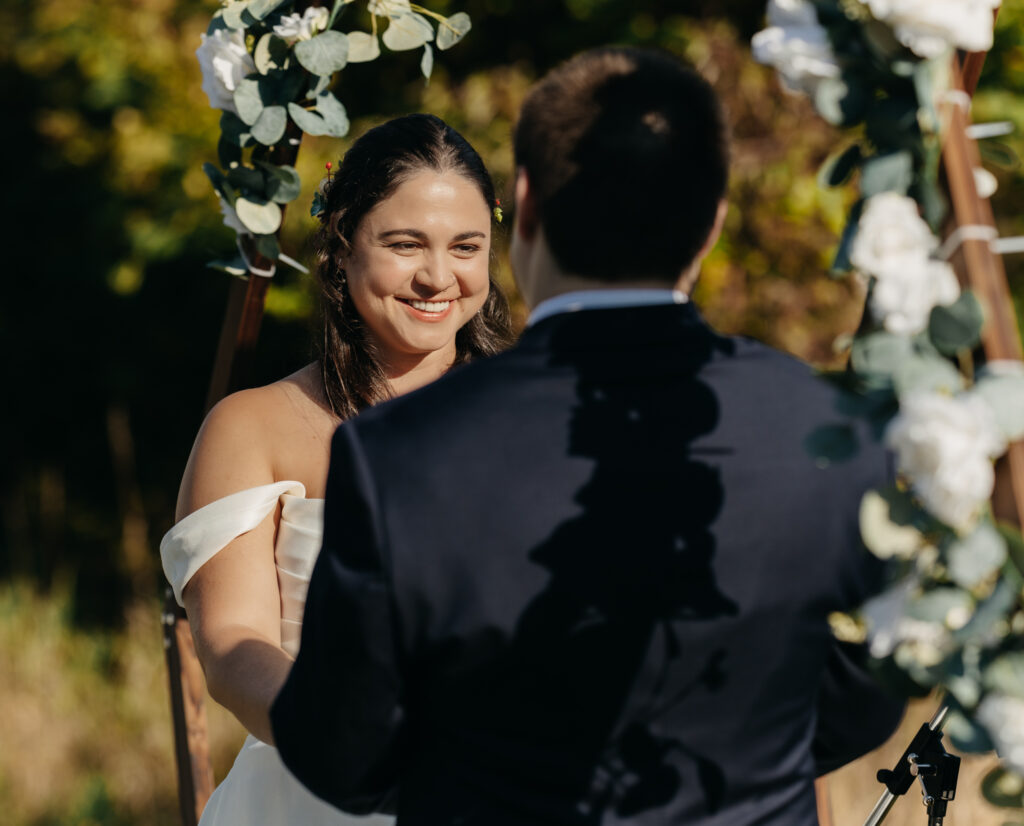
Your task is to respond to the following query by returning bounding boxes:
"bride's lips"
[397,297,456,321]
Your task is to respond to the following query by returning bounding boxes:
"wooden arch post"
[161,5,325,823]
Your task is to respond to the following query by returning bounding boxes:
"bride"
[161,113,514,825]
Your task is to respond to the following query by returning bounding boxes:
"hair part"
[513,47,730,283]
[314,113,514,419]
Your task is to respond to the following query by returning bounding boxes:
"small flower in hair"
[493,198,503,223]
[311,161,336,219]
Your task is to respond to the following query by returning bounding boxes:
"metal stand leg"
[863,706,960,826]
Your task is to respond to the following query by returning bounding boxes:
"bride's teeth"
[409,300,450,313]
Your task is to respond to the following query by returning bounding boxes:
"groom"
[272,47,902,824]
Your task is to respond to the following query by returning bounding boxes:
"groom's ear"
[513,168,539,242]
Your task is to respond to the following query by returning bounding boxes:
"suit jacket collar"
[515,302,735,378]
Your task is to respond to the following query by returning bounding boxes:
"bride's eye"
[388,241,419,252]
[452,244,480,256]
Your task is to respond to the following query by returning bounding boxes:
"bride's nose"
[414,251,454,292]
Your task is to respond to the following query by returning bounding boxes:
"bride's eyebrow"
[377,229,486,242]
[378,229,427,240]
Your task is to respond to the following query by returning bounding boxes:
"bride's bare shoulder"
[176,364,336,518]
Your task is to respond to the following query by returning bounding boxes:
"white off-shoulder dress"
[160,481,394,826]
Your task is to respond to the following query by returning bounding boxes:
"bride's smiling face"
[342,169,492,369]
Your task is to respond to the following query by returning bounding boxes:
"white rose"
[976,693,1024,774]
[851,193,937,275]
[751,0,841,96]
[196,28,256,115]
[851,193,959,334]
[885,392,1006,530]
[869,254,960,335]
[273,7,330,43]
[218,195,249,236]
[859,0,1001,58]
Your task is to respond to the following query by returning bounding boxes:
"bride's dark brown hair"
[314,113,514,419]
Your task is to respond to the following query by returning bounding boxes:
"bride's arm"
[176,390,293,745]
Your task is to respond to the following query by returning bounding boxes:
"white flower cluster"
[751,0,840,96]
[885,391,1005,530]
[977,693,1024,775]
[273,7,330,43]
[851,193,960,336]
[196,28,256,116]
[857,0,1002,59]
[752,0,1001,96]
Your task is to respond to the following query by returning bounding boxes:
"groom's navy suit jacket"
[272,302,903,826]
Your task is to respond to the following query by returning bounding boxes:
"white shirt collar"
[527,288,688,327]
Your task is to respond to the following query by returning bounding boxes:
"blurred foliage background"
[1,0,1023,823]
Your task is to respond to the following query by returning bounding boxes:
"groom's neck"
[513,227,687,311]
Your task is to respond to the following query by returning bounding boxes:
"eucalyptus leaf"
[295,31,350,76]
[908,587,973,628]
[819,143,862,189]
[972,363,1024,441]
[219,111,254,147]
[860,150,914,198]
[254,34,290,75]
[218,136,242,168]
[233,77,264,127]
[850,331,914,381]
[251,105,288,146]
[314,90,350,136]
[928,291,984,356]
[998,521,1024,580]
[288,102,331,137]
[346,31,381,62]
[859,489,923,559]
[255,161,302,204]
[207,12,230,36]
[866,96,922,152]
[235,197,282,234]
[947,523,1007,589]
[893,354,963,396]
[207,256,250,278]
[813,75,867,127]
[804,423,858,466]
[222,0,250,30]
[311,189,326,218]
[246,0,289,21]
[382,12,434,51]
[254,232,281,261]
[226,164,265,194]
[420,43,433,81]
[953,569,1020,644]
[981,766,1024,808]
[860,18,906,61]
[203,162,229,199]
[979,141,1019,169]
[830,198,864,276]
[944,707,996,754]
[436,12,471,51]
[308,74,331,97]
[983,653,1024,699]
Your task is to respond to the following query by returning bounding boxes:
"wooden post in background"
[163,6,319,809]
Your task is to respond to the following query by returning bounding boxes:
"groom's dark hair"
[513,47,729,282]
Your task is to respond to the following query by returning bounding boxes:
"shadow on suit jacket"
[271,302,905,826]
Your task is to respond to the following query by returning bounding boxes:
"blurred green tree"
[0,0,1021,629]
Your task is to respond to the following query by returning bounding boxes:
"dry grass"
[0,582,1020,825]
[0,582,244,826]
